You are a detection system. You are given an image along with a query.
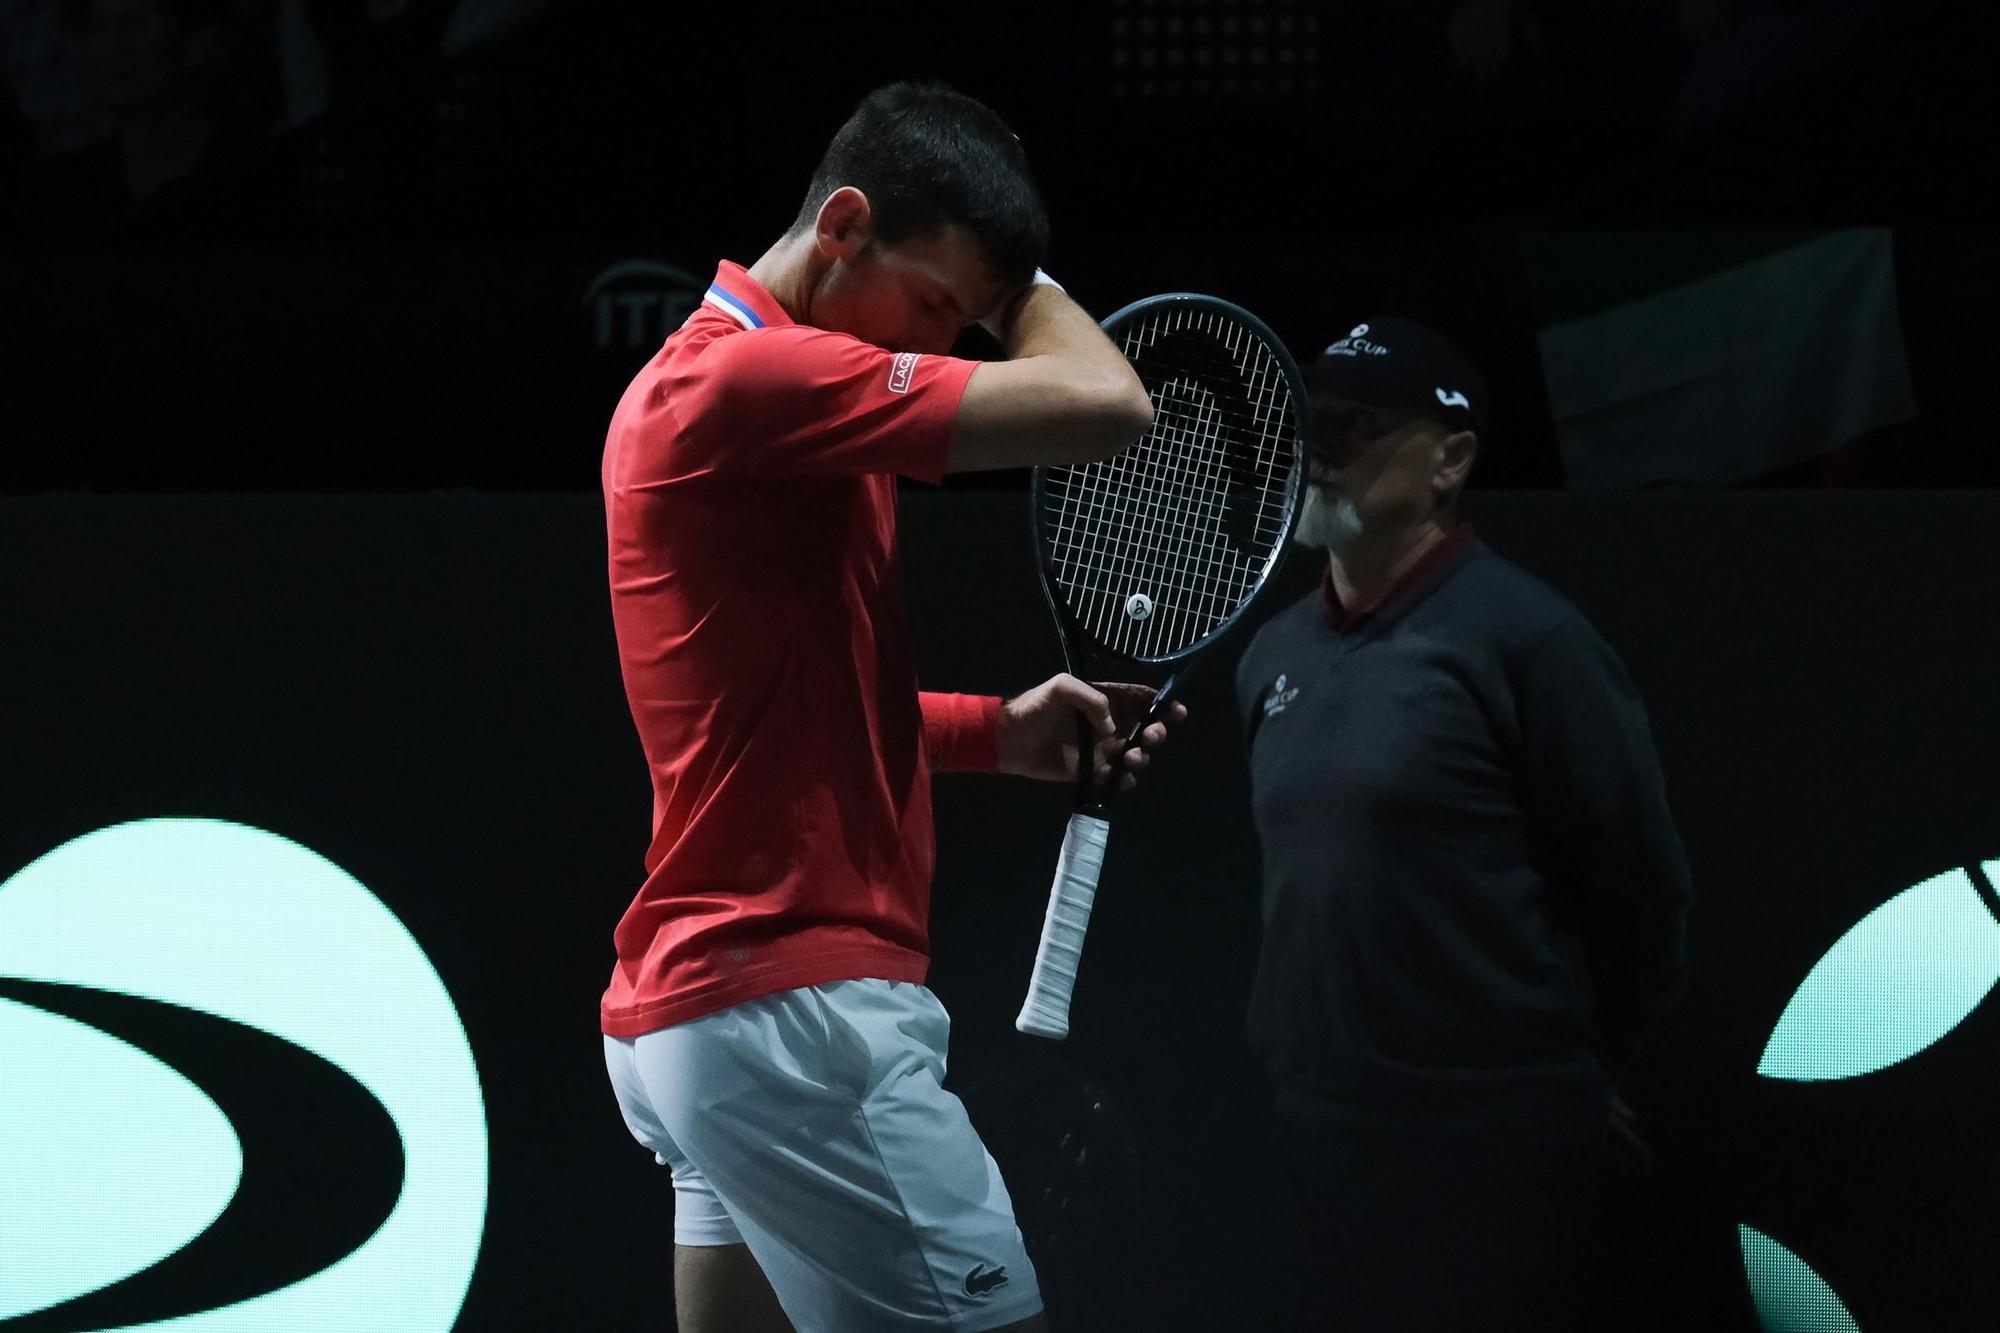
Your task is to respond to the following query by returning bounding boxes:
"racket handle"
[1015,812,1112,1040]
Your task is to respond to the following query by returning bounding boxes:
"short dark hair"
[791,82,1049,289]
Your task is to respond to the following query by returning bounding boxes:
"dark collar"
[1320,524,1479,634]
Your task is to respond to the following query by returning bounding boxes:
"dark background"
[6,1,2000,1329]
[3,494,1997,1330]
[3,0,2000,494]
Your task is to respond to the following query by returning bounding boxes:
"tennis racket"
[1015,293,1308,1039]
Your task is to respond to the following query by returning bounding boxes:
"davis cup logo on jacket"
[0,819,488,1331]
[1263,672,1301,718]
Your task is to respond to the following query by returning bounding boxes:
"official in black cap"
[1292,317,1489,579]
[1234,319,1693,1330]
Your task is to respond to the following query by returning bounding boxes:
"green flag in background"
[1533,229,1916,489]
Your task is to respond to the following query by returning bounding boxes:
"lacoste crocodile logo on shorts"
[964,1262,1009,1297]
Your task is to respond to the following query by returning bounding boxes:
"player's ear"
[1433,429,1477,495]
[814,186,873,261]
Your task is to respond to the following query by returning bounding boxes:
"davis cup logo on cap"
[0,819,488,1331]
[1306,317,1490,440]
[1322,323,1390,359]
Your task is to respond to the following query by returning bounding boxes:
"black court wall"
[1,493,1995,1331]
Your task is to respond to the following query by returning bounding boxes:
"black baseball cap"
[1304,318,1489,441]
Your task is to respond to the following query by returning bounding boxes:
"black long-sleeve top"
[1235,529,1692,1130]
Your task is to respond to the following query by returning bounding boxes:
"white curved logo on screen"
[1758,861,2000,1082]
[1739,858,2000,1332]
[0,819,488,1331]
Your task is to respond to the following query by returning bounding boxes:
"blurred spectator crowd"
[1,0,1949,246]
[0,0,555,241]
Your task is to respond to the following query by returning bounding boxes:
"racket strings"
[1051,388,1267,655]
[1043,305,1299,660]
[1052,322,1244,656]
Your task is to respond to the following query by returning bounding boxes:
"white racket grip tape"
[1015,812,1111,1039]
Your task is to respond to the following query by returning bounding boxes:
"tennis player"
[599,82,1178,1332]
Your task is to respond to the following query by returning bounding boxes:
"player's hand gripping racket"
[1015,294,1308,1039]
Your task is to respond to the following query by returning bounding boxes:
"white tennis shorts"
[603,978,1043,1331]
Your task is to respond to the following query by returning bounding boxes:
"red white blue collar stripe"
[702,282,764,330]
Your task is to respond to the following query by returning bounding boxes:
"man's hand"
[996,674,1187,789]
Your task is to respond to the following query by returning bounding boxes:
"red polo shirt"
[600,260,993,1036]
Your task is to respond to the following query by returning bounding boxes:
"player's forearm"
[1003,287,1153,434]
[947,288,1156,472]
[1005,285,1126,369]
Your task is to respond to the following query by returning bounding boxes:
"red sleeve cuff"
[919,691,1003,773]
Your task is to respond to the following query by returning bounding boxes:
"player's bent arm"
[948,360,1153,472]
[945,285,1154,473]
